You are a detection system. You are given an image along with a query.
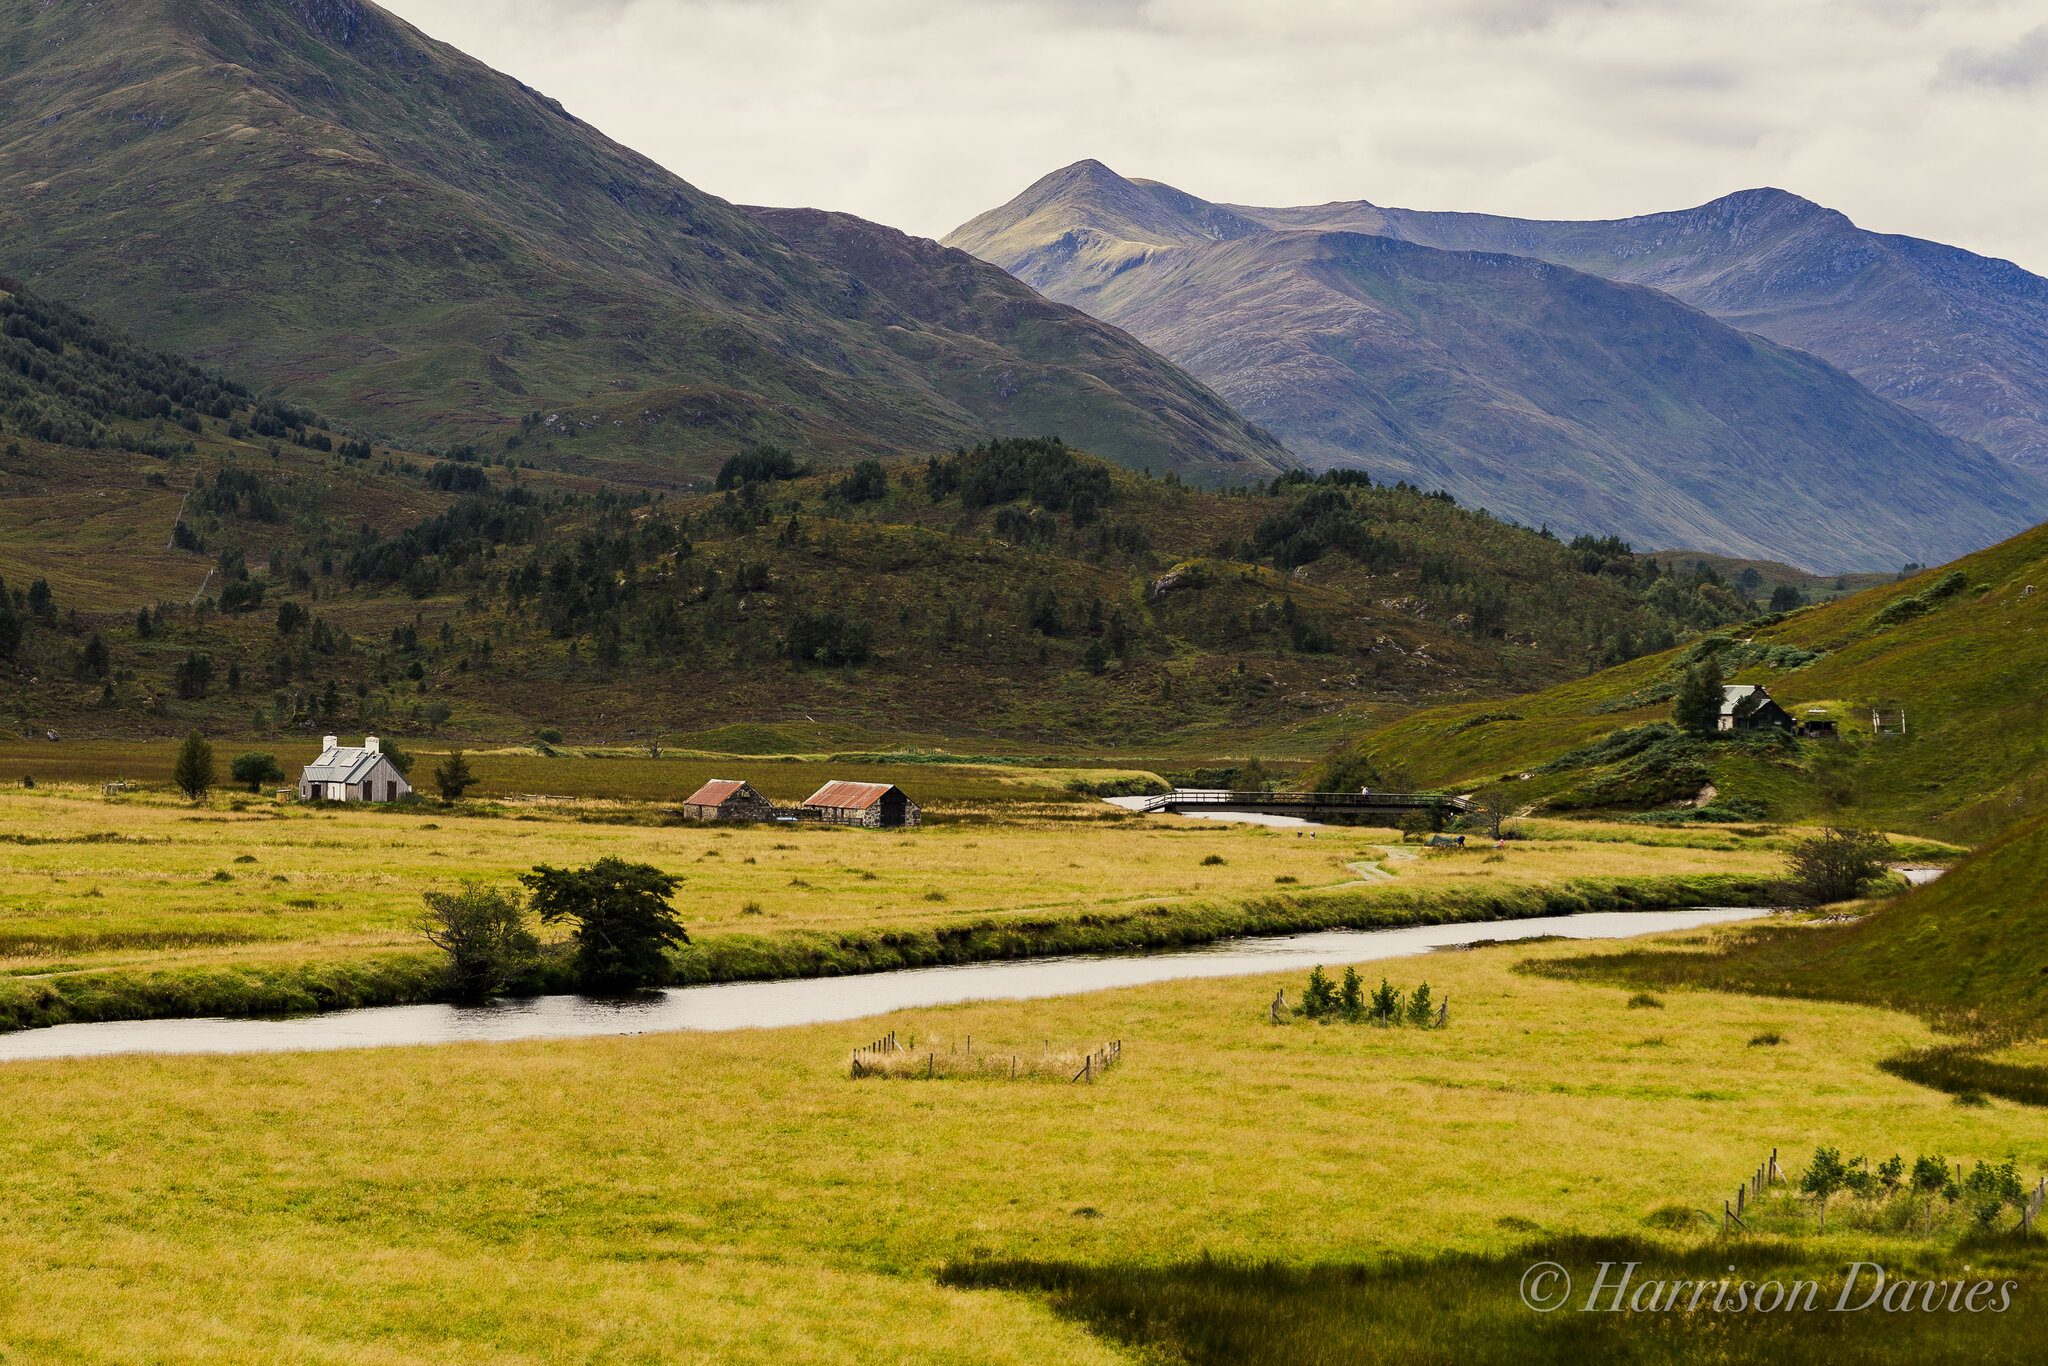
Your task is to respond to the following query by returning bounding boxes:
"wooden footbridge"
[1129,789,1472,823]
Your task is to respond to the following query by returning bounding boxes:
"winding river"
[0,907,1765,1063]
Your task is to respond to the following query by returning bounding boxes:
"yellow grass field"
[0,932,2041,1361]
[0,782,1790,982]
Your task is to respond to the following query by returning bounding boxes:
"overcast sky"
[383,0,2048,273]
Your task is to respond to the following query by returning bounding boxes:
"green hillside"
[0,0,1287,485]
[2,277,1771,748]
[1322,517,2048,842]
[1529,807,2048,1112]
[948,162,2048,570]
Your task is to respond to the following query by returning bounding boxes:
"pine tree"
[173,731,215,801]
[1671,655,1725,735]
[434,750,477,802]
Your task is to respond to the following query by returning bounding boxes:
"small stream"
[0,907,1766,1063]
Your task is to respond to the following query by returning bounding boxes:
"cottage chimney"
[366,736,381,754]
[322,735,338,751]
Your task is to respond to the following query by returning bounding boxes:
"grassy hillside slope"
[0,0,1287,484]
[946,162,2047,570]
[1323,518,2048,842]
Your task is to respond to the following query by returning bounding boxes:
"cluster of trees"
[345,488,545,597]
[418,859,687,998]
[1796,1145,2028,1234]
[0,279,249,453]
[925,437,1114,525]
[1293,967,1442,1027]
[0,572,57,662]
[1240,475,1749,664]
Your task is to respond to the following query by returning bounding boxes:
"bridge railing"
[1138,789,1470,813]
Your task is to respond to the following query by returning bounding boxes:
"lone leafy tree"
[173,731,215,801]
[229,751,284,792]
[521,858,687,992]
[433,750,477,802]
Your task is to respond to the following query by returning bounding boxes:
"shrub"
[1782,826,1892,906]
[1337,967,1365,1020]
[1369,977,1402,1025]
[1300,966,1338,1019]
[417,884,539,1000]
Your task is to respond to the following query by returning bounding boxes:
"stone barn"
[299,736,411,803]
[681,779,777,822]
[801,780,921,828]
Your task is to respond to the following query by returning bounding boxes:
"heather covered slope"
[1323,517,2048,844]
[2,278,1766,745]
[0,1,1288,484]
[1273,188,2048,472]
[948,163,2047,569]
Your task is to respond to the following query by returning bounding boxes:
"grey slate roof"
[302,745,386,784]
[1719,684,1767,717]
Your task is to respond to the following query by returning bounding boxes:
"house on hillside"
[802,780,921,828]
[299,736,411,802]
[1718,685,1795,733]
[681,779,777,822]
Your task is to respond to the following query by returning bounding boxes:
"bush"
[1782,826,1892,906]
[417,884,539,1000]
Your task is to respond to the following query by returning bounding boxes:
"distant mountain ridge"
[1239,187,2048,472]
[0,1,1289,485]
[947,161,2048,570]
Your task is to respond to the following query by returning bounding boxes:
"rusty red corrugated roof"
[803,780,897,810]
[684,779,749,807]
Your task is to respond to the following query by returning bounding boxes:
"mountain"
[1256,189,2048,472]
[3,277,1769,746]
[0,1,1289,486]
[1316,513,2048,844]
[947,162,2048,571]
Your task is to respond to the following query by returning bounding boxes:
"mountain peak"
[1693,186,1842,228]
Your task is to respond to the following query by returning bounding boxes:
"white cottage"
[299,735,411,803]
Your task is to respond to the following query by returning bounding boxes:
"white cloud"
[380,0,2048,273]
